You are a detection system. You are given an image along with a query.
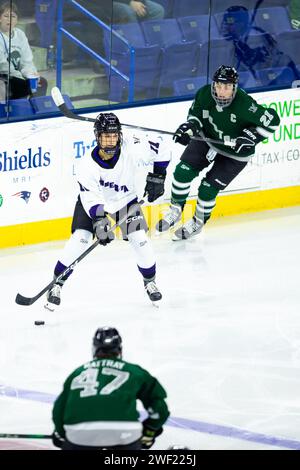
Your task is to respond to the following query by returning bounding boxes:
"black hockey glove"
[234,127,264,155]
[141,424,163,450]
[52,431,65,449]
[144,172,166,202]
[93,216,115,246]
[173,120,199,146]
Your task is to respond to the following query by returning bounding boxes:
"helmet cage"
[211,65,239,107]
[94,113,123,150]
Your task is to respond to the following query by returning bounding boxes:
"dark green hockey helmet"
[211,65,239,107]
[92,327,122,358]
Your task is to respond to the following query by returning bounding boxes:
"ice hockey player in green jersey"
[157,65,280,240]
[52,326,170,450]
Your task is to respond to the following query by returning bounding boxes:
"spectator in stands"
[76,0,164,24]
[220,5,300,82]
[0,2,47,101]
[63,1,164,67]
[113,1,164,23]
[289,0,300,30]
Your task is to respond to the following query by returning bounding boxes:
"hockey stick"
[51,87,235,147]
[15,200,144,306]
[0,433,51,439]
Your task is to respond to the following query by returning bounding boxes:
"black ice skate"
[44,283,63,311]
[172,217,203,241]
[144,280,162,306]
[156,204,182,232]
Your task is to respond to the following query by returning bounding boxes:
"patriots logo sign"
[12,191,31,203]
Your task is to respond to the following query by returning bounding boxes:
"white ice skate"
[44,283,62,311]
[144,280,162,307]
[156,204,182,233]
[172,217,203,241]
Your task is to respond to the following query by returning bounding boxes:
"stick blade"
[51,86,65,107]
[15,293,35,306]
[51,87,96,123]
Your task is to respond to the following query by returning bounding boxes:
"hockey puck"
[34,321,45,326]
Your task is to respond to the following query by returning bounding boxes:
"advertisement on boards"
[0,87,299,229]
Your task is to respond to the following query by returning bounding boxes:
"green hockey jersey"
[52,356,169,447]
[188,85,280,161]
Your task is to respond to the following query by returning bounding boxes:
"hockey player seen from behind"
[157,65,280,241]
[46,113,170,309]
[52,326,170,450]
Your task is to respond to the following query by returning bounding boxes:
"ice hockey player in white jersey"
[45,113,170,309]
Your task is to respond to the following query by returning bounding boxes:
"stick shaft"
[0,433,51,439]
[15,200,144,306]
[51,87,233,146]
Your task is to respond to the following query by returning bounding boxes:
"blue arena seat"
[0,103,6,118]
[177,15,220,44]
[35,0,57,48]
[5,99,35,117]
[173,76,208,96]
[210,0,253,14]
[172,0,210,17]
[155,0,174,18]
[107,45,161,101]
[106,22,147,54]
[276,30,300,65]
[254,7,293,36]
[30,94,74,114]
[103,23,161,100]
[157,42,199,94]
[238,70,257,88]
[258,0,289,6]
[141,19,198,95]
[257,66,297,87]
[141,18,185,47]
[197,39,236,77]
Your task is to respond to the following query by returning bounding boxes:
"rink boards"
[0,88,299,248]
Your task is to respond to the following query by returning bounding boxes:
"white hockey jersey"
[76,132,171,216]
